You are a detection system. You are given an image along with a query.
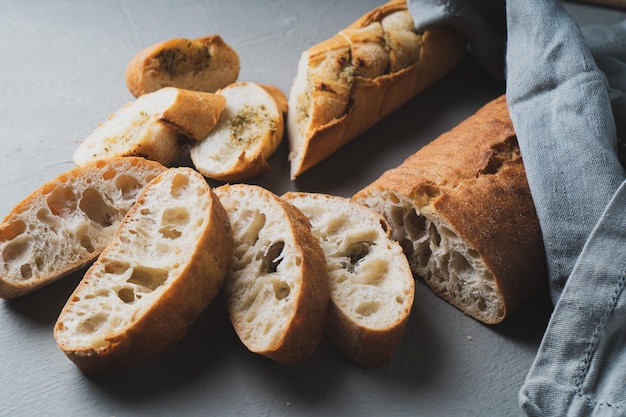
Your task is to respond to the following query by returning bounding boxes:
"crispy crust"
[125,35,240,97]
[354,96,548,323]
[288,0,466,179]
[160,88,226,141]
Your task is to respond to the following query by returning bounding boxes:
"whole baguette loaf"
[54,167,232,375]
[190,82,287,182]
[73,87,226,167]
[354,96,547,324]
[0,157,166,299]
[126,35,240,97]
[287,0,466,179]
[214,184,329,364]
[283,192,414,368]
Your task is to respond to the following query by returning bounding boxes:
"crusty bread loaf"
[354,96,547,324]
[73,87,226,167]
[287,0,466,179]
[190,82,287,182]
[0,157,166,299]
[214,184,329,364]
[54,167,232,375]
[126,35,240,97]
[283,192,414,367]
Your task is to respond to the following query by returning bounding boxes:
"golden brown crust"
[160,88,226,141]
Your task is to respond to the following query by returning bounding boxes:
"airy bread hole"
[103,259,131,275]
[449,251,473,278]
[2,237,30,264]
[117,287,136,303]
[127,266,169,291]
[76,224,95,253]
[404,209,427,240]
[0,219,27,241]
[20,264,32,279]
[159,207,190,239]
[79,187,117,228]
[77,313,108,334]
[355,301,380,317]
[273,280,291,300]
[114,174,143,200]
[169,172,190,199]
[343,241,370,272]
[260,241,285,274]
[47,185,78,217]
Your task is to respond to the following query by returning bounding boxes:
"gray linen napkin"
[408,0,626,415]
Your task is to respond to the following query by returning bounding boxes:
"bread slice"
[283,192,414,367]
[354,96,547,324]
[214,184,329,364]
[73,87,226,167]
[54,167,232,375]
[287,0,466,179]
[0,157,166,299]
[126,35,240,97]
[190,82,287,182]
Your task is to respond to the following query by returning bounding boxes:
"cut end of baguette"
[54,167,232,374]
[215,184,329,364]
[126,35,240,97]
[190,82,286,182]
[73,87,225,167]
[0,157,166,299]
[283,192,414,367]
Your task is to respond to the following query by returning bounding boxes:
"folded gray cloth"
[408,0,626,415]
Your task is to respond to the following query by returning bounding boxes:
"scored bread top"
[283,192,414,367]
[0,157,166,299]
[54,167,232,374]
[215,184,329,364]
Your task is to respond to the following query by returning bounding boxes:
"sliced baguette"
[287,0,466,179]
[54,167,232,375]
[354,96,547,324]
[190,82,287,182]
[126,35,240,97]
[283,192,414,368]
[73,87,226,167]
[0,157,166,299]
[214,184,329,364]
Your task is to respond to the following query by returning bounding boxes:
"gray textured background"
[0,1,623,416]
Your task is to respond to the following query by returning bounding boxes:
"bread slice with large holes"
[73,87,226,167]
[190,82,287,182]
[0,157,166,299]
[214,184,329,364]
[283,192,414,367]
[54,167,232,375]
[126,35,240,98]
[354,96,547,324]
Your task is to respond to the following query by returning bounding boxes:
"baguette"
[283,192,414,367]
[0,157,166,299]
[190,82,287,182]
[287,0,466,179]
[73,87,226,167]
[54,167,232,375]
[354,96,547,324]
[126,35,240,97]
[214,184,329,364]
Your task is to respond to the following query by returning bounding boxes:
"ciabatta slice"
[126,35,240,97]
[283,192,414,367]
[190,82,287,182]
[54,167,232,375]
[0,157,166,299]
[214,184,329,364]
[73,87,226,167]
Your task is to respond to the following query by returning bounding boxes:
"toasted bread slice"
[126,35,240,97]
[283,192,414,367]
[0,157,166,299]
[54,167,232,374]
[214,184,329,364]
[73,87,226,167]
[190,82,287,182]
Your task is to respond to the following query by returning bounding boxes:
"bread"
[353,96,547,324]
[283,192,414,367]
[287,0,466,179]
[54,167,232,375]
[0,157,166,299]
[73,87,226,167]
[214,184,329,364]
[125,35,240,97]
[190,82,287,182]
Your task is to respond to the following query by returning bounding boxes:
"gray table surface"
[1,1,624,416]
